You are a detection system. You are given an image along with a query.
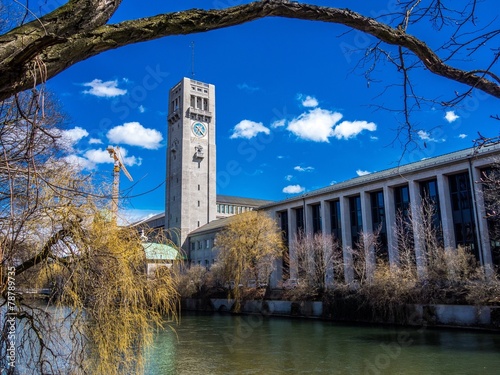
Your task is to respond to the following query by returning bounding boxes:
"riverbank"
[181,298,500,331]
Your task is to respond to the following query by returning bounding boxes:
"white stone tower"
[165,77,216,250]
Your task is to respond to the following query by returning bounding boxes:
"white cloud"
[287,108,343,142]
[84,147,141,167]
[418,130,432,141]
[237,83,260,92]
[458,133,467,139]
[106,122,163,149]
[370,135,379,141]
[286,107,376,142]
[62,127,88,144]
[82,79,127,97]
[445,111,459,123]
[282,185,305,194]
[57,127,88,150]
[294,166,314,172]
[63,154,96,171]
[332,120,377,140]
[230,120,270,139]
[356,169,371,176]
[138,105,146,113]
[301,95,319,108]
[417,130,444,143]
[89,138,103,144]
[285,174,293,181]
[84,148,114,164]
[271,119,286,128]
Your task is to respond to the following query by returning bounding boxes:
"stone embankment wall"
[182,298,500,330]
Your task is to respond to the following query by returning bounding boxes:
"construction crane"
[107,146,133,221]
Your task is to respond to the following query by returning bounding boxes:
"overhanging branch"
[0,1,499,101]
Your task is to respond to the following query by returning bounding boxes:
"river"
[144,312,500,375]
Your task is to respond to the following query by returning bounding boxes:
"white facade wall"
[265,146,500,286]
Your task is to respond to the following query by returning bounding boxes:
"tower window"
[198,201,200,207]
[198,184,200,190]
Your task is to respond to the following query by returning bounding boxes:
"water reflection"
[145,313,500,375]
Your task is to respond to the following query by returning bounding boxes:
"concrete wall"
[181,298,500,330]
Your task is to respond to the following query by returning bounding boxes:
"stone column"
[470,165,493,274]
[384,186,398,269]
[340,196,354,284]
[408,180,426,279]
[437,174,455,251]
[360,191,375,281]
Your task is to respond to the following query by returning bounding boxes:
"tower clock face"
[192,122,207,137]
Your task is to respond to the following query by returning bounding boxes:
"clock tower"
[166,78,216,251]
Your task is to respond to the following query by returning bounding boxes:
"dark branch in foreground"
[0,1,499,101]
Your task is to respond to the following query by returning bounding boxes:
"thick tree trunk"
[0,1,499,101]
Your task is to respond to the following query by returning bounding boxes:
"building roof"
[216,194,274,207]
[260,144,500,209]
[142,242,179,261]
[130,195,273,228]
[188,216,235,236]
[130,212,165,227]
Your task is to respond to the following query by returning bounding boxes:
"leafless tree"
[288,232,342,298]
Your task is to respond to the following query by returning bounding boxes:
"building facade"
[137,77,500,286]
[165,78,217,250]
[262,145,500,284]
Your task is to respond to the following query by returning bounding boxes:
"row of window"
[217,204,254,215]
[190,95,209,111]
[190,259,215,268]
[280,172,485,261]
[169,93,210,114]
[190,238,214,251]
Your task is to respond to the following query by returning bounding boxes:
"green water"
[145,313,500,375]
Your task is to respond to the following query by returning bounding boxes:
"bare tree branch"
[0,1,499,101]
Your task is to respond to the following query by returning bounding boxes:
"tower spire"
[190,41,195,78]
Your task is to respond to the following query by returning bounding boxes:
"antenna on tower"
[190,41,195,78]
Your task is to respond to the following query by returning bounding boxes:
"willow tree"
[215,211,284,311]
[0,91,178,374]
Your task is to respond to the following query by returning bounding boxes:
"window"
[449,172,478,258]
[370,191,387,259]
[330,200,342,244]
[420,179,443,244]
[198,201,200,207]
[206,239,210,248]
[295,207,304,234]
[394,185,410,219]
[349,196,363,247]
[311,203,322,234]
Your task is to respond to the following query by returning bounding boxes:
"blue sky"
[41,0,499,223]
